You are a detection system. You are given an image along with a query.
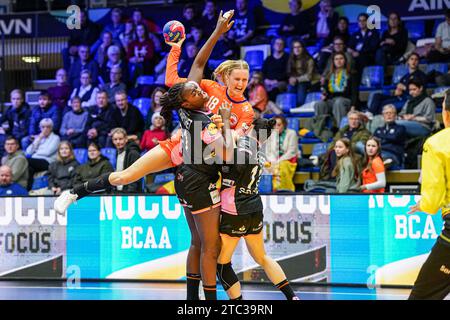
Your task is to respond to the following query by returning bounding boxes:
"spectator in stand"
[374,104,407,168]
[99,45,129,86]
[140,112,168,153]
[101,8,125,44]
[68,44,100,88]
[262,37,289,102]
[111,128,142,193]
[279,0,312,42]
[316,52,359,127]
[129,8,161,53]
[119,21,136,54]
[48,141,79,195]
[86,91,116,148]
[248,71,269,114]
[181,3,197,36]
[209,33,237,67]
[111,91,145,143]
[200,0,219,36]
[287,40,320,106]
[153,54,168,85]
[127,23,156,84]
[48,69,72,111]
[100,66,127,104]
[375,12,409,67]
[229,0,256,45]
[0,89,30,155]
[348,13,380,75]
[325,17,350,47]
[73,142,114,186]
[319,35,355,76]
[331,110,371,155]
[368,53,427,116]
[0,165,28,196]
[184,25,206,59]
[1,137,28,189]
[436,69,450,87]
[265,115,299,192]
[68,70,99,110]
[314,0,339,47]
[427,9,450,63]
[179,42,199,78]
[145,87,166,129]
[91,31,113,68]
[62,10,101,71]
[360,137,386,193]
[60,97,89,148]
[332,138,360,193]
[23,91,60,150]
[397,79,436,138]
[25,118,60,190]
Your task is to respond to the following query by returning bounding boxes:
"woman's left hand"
[215,10,235,35]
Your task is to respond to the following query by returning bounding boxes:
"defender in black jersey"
[216,118,299,300]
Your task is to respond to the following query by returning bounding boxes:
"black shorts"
[174,165,220,214]
[219,211,264,237]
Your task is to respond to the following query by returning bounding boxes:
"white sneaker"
[54,190,78,215]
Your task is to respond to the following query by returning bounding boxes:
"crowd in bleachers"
[0,0,449,196]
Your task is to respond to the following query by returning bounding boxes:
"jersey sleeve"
[420,140,446,215]
[372,157,385,174]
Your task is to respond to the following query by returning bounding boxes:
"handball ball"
[163,20,185,44]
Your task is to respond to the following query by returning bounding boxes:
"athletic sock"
[203,284,217,300]
[275,279,297,300]
[72,172,112,199]
[186,273,201,300]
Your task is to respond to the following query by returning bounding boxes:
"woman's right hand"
[215,10,235,35]
[166,33,186,48]
[218,101,232,122]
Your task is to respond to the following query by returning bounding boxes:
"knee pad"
[217,262,239,291]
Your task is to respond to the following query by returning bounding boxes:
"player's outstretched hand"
[166,33,186,48]
[218,101,232,122]
[407,201,421,215]
[215,10,235,35]
[211,114,224,129]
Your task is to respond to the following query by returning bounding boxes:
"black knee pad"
[217,262,239,291]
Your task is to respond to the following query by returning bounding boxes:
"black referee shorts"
[408,240,450,300]
[219,211,264,238]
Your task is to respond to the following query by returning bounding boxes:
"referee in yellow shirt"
[408,89,450,300]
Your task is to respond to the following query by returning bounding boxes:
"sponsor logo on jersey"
[208,183,216,191]
[230,113,238,127]
[210,189,220,204]
[222,179,235,187]
[440,265,450,275]
[207,122,218,136]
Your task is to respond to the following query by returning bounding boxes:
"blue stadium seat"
[426,63,448,75]
[306,46,320,56]
[133,98,152,118]
[312,143,329,157]
[154,173,175,185]
[305,92,322,104]
[258,174,272,193]
[136,75,154,86]
[31,175,49,190]
[339,116,348,129]
[286,117,299,132]
[360,66,384,89]
[276,93,297,112]
[101,148,117,169]
[392,64,409,85]
[244,50,264,71]
[73,148,88,164]
[434,86,450,94]
[405,20,425,40]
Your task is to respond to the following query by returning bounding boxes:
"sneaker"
[54,189,78,215]
[292,296,300,300]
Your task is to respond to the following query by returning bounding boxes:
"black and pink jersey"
[220,136,265,215]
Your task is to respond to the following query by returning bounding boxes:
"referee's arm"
[420,141,446,215]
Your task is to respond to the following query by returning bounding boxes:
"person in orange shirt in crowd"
[248,71,268,114]
[360,137,386,193]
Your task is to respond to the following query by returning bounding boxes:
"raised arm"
[187,10,235,84]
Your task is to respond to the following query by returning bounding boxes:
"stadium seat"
[360,66,384,89]
[391,64,409,85]
[101,148,117,169]
[136,75,154,86]
[133,98,152,118]
[154,173,175,185]
[74,148,88,164]
[339,116,348,129]
[258,174,272,193]
[312,142,329,157]
[31,175,49,190]
[405,20,425,40]
[244,50,264,71]
[305,92,322,104]
[276,93,297,112]
[426,63,448,75]
[434,86,450,94]
[287,117,300,132]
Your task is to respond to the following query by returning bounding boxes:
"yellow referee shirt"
[420,127,450,244]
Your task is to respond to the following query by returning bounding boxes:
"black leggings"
[408,240,450,300]
[27,158,50,190]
